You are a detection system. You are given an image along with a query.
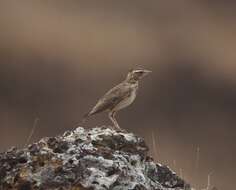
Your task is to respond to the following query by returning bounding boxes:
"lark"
[83,69,151,130]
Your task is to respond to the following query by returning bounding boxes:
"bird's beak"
[144,70,152,73]
[143,70,152,76]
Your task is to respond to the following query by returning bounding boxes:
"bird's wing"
[88,83,131,115]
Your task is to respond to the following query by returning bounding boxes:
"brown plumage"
[83,69,151,130]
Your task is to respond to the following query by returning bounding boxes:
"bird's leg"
[109,111,121,130]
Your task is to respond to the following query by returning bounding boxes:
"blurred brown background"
[0,1,235,189]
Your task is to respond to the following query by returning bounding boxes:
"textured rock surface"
[0,127,191,190]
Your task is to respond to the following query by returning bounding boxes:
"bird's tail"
[82,112,91,123]
[73,112,91,128]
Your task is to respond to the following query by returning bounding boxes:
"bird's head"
[126,69,152,83]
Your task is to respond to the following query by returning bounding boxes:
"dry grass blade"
[24,118,40,148]
[151,132,157,159]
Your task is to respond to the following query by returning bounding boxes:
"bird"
[83,69,151,130]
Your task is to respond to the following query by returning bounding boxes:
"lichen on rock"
[0,127,191,190]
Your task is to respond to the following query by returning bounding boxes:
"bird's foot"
[113,126,127,133]
[107,125,117,130]
[116,128,127,133]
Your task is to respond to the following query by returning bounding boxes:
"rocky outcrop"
[0,127,191,190]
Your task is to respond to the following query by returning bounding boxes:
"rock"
[0,127,191,190]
